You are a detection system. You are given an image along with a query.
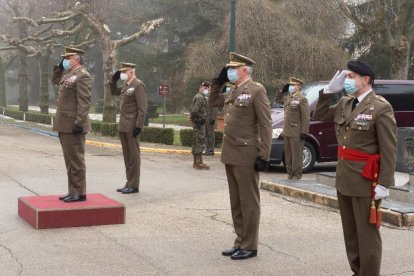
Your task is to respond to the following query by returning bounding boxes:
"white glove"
[324,70,347,94]
[374,185,389,200]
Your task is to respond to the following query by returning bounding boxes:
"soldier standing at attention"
[52,47,92,203]
[110,63,148,194]
[282,77,310,179]
[203,83,218,156]
[190,81,210,170]
[313,60,397,276]
[209,52,272,260]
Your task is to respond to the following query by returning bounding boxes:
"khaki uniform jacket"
[52,66,92,133]
[313,90,397,197]
[110,77,148,132]
[282,91,310,137]
[209,79,272,166]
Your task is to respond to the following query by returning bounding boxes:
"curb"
[260,180,414,227]
[4,121,221,156]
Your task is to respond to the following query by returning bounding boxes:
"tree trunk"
[102,42,117,123]
[0,64,6,107]
[39,54,50,114]
[18,52,28,112]
[390,38,411,79]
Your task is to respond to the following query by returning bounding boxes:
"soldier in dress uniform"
[110,62,148,194]
[209,52,272,260]
[313,60,397,276]
[203,83,218,156]
[190,81,210,170]
[281,77,310,179]
[52,46,92,203]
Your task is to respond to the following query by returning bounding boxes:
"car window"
[374,84,414,111]
[301,83,325,105]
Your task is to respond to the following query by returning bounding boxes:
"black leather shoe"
[222,247,240,256]
[230,249,257,260]
[63,194,87,203]
[59,194,71,200]
[116,187,127,192]
[121,187,139,194]
[203,151,214,156]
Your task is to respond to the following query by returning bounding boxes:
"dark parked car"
[269,80,414,173]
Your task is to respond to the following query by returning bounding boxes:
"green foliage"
[4,109,24,120]
[91,121,102,133]
[214,131,223,147]
[141,127,174,145]
[100,123,119,137]
[25,112,52,124]
[179,129,193,147]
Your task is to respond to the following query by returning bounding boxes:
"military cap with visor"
[288,77,304,85]
[347,60,375,81]
[118,62,136,72]
[226,52,256,68]
[201,81,211,87]
[61,46,85,57]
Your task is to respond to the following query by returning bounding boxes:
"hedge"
[180,128,223,147]
[141,127,174,145]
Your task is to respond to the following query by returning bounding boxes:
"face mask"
[227,68,239,83]
[120,73,128,81]
[203,89,209,96]
[62,59,71,70]
[344,78,358,94]
[288,85,295,94]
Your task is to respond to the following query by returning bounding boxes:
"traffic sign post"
[159,85,170,128]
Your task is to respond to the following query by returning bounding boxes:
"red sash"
[337,146,382,228]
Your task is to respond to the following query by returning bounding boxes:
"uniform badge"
[355,114,373,121]
[236,93,251,103]
[125,87,135,95]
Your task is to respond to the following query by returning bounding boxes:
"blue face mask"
[288,85,295,94]
[62,59,71,70]
[227,68,239,83]
[344,78,358,94]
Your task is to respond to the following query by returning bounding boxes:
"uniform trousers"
[225,164,260,250]
[58,133,86,196]
[120,132,141,190]
[284,136,304,179]
[337,191,382,276]
[192,125,205,155]
[204,122,215,152]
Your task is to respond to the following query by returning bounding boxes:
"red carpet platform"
[18,193,125,229]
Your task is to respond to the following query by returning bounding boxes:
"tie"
[352,98,359,111]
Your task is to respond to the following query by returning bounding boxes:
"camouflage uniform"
[191,93,209,169]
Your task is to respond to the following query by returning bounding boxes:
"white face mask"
[120,73,128,81]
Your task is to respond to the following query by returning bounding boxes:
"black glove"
[112,71,121,82]
[254,157,269,172]
[72,124,83,134]
[210,119,215,125]
[300,133,307,140]
[133,127,141,137]
[58,58,65,70]
[213,67,229,86]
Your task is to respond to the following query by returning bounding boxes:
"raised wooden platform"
[18,193,125,229]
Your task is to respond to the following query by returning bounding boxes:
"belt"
[337,146,382,228]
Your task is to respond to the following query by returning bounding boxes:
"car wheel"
[302,141,316,173]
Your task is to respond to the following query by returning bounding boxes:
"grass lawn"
[150,114,192,126]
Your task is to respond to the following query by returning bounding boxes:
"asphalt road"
[1,121,414,276]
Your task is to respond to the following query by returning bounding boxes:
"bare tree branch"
[114,18,164,48]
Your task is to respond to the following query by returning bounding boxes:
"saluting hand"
[213,67,229,86]
[58,58,65,70]
[112,71,121,82]
[324,70,347,94]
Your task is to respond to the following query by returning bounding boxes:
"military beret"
[347,60,375,79]
[119,62,136,72]
[226,52,256,68]
[201,81,211,87]
[61,46,85,57]
[288,77,304,85]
